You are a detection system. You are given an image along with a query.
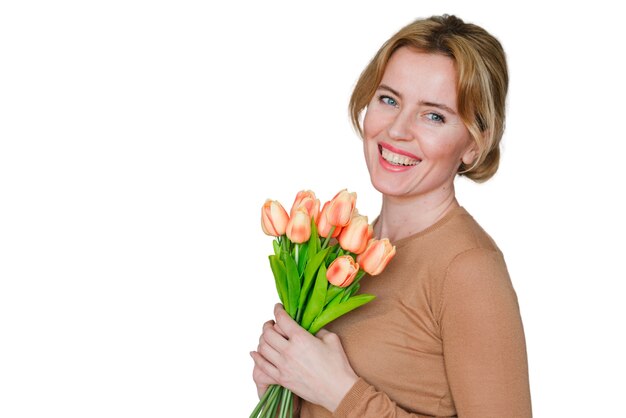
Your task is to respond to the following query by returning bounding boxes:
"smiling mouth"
[379,145,421,166]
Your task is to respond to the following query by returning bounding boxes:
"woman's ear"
[461,143,478,166]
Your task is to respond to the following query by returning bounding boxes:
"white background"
[1,1,624,417]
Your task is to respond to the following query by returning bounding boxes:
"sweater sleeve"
[438,248,532,417]
[332,378,438,418]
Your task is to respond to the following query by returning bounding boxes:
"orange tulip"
[286,207,311,243]
[326,189,356,227]
[357,238,397,275]
[317,201,342,238]
[338,213,373,254]
[326,255,359,287]
[290,190,320,221]
[261,199,290,237]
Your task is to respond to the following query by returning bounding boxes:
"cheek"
[362,107,388,140]
[418,135,453,158]
[420,129,471,162]
[362,111,375,140]
[362,137,379,166]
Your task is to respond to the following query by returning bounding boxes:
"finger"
[258,320,276,345]
[274,303,306,338]
[252,368,273,387]
[316,328,342,347]
[315,328,331,338]
[262,324,289,351]
[251,369,272,389]
[250,352,275,385]
[257,334,283,367]
[273,322,287,338]
[250,351,279,384]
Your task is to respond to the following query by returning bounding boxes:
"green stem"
[250,385,275,418]
[295,306,302,324]
[281,236,290,259]
[286,390,293,418]
[262,386,281,418]
[321,226,336,249]
[279,388,290,418]
[294,243,299,266]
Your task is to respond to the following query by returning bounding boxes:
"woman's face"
[362,47,476,201]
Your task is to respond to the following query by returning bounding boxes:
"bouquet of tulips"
[250,189,396,418]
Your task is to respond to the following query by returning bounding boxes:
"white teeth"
[381,148,420,166]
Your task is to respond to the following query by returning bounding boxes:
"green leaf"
[326,244,340,266]
[308,218,320,258]
[283,253,301,319]
[269,255,289,311]
[273,239,281,258]
[324,284,344,306]
[298,247,331,310]
[343,283,360,301]
[341,275,363,302]
[325,290,344,310]
[297,242,309,276]
[308,294,376,334]
[300,263,328,330]
[282,235,292,255]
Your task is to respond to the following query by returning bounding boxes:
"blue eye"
[379,95,398,107]
[426,112,445,123]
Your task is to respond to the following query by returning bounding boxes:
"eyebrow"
[377,84,458,115]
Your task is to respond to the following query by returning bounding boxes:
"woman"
[251,14,532,417]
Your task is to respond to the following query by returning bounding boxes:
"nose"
[387,109,414,141]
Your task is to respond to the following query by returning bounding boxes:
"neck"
[374,187,460,242]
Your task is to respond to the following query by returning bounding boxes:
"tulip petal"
[286,208,311,244]
[326,190,357,227]
[338,214,371,254]
[261,199,290,237]
[326,255,359,287]
[290,190,320,221]
[357,238,396,275]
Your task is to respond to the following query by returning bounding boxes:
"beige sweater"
[300,206,531,418]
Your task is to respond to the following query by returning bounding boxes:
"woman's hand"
[250,304,359,413]
[251,319,280,399]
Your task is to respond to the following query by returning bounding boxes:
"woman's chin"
[370,178,412,198]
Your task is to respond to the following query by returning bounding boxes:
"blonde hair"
[349,15,508,182]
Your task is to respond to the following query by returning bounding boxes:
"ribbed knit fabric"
[300,206,531,418]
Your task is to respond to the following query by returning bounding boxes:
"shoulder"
[441,208,511,286]
[440,207,502,255]
[426,208,516,317]
[406,206,506,281]
[399,207,501,259]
